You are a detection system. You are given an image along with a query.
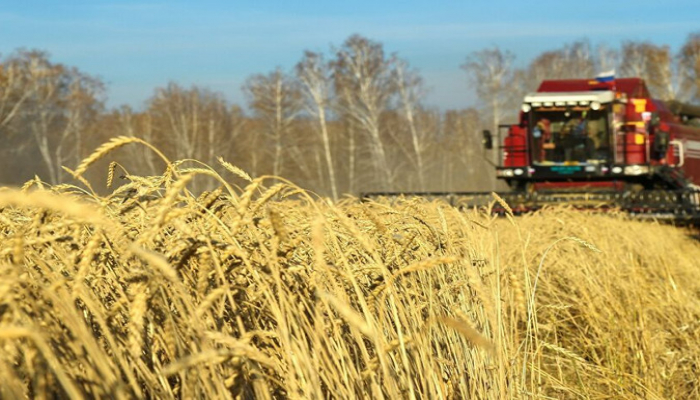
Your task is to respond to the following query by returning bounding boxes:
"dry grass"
[1,140,700,399]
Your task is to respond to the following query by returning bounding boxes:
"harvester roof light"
[543,101,553,107]
[521,103,531,113]
[566,101,577,106]
[532,102,542,107]
[524,91,615,104]
[555,101,566,106]
[624,165,649,175]
[497,169,514,177]
[579,101,589,106]
[590,101,601,110]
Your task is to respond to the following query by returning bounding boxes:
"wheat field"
[1,138,700,399]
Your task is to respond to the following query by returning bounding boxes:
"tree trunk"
[33,120,57,185]
[368,123,390,190]
[317,107,338,201]
[348,123,356,195]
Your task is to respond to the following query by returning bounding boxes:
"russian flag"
[595,69,615,83]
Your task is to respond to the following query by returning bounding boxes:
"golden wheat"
[0,139,699,399]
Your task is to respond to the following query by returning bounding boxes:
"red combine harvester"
[368,77,700,222]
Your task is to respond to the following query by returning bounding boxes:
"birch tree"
[27,54,65,184]
[462,47,521,190]
[0,52,33,135]
[331,35,396,190]
[296,51,338,200]
[392,59,430,191]
[595,43,620,74]
[442,109,487,191]
[680,33,700,102]
[619,41,650,79]
[565,40,595,78]
[114,105,158,175]
[147,83,234,190]
[522,40,595,93]
[648,46,681,101]
[56,69,104,172]
[620,41,686,100]
[3,50,104,184]
[148,83,212,161]
[462,47,516,134]
[243,69,302,179]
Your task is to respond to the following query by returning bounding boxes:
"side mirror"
[653,131,669,153]
[650,112,661,127]
[482,130,493,150]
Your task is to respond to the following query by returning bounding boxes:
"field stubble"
[1,137,700,399]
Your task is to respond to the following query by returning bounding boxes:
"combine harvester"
[368,76,700,223]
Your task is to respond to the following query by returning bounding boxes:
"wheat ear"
[74,136,142,177]
[218,157,253,182]
[75,136,173,178]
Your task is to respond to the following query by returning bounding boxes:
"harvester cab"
[498,82,670,189]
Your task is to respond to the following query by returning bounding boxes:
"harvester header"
[494,78,698,190]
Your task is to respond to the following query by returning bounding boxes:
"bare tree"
[1,50,104,184]
[680,32,700,102]
[595,43,620,74]
[339,114,358,194]
[243,68,303,178]
[221,104,250,171]
[148,83,224,161]
[624,42,662,96]
[620,41,650,79]
[296,51,338,200]
[522,50,560,92]
[331,35,396,190]
[521,40,595,94]
[564,40,595,78]
[285,119,323,187]
[462,47,516,134]
[56,68,104,172]
[620,41,689,100]
[650,46,682,101]
[442,109,489,191]
[462,47,516,189]
[0,52,33,135]
[146,83,237,191]
[392,59,430,191]
[23,51,63,183]
[113,105,159,176]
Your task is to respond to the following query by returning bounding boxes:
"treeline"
[1,33,699,197]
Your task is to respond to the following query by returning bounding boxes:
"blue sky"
[2,1,697,110]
